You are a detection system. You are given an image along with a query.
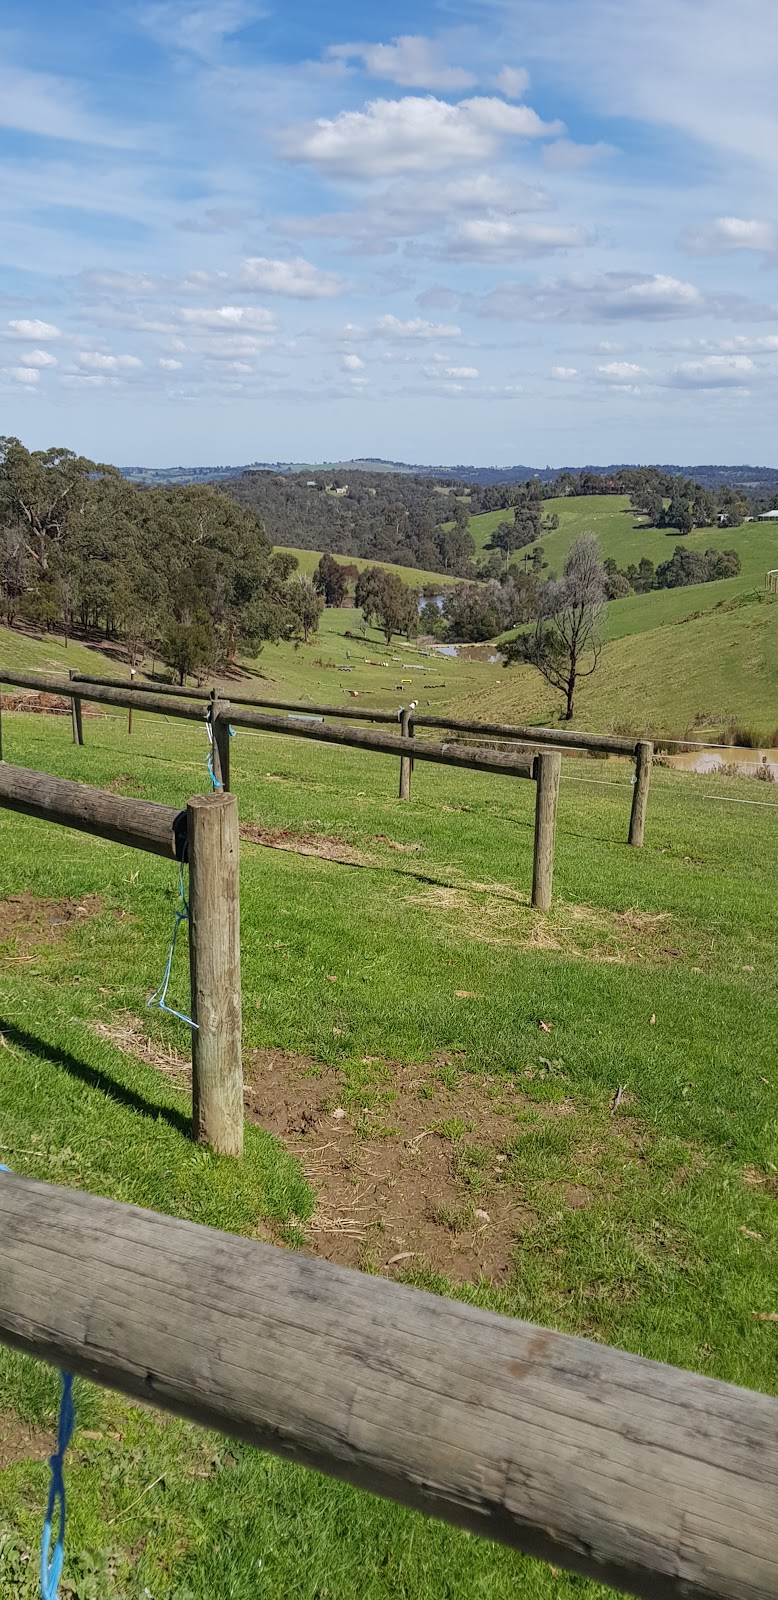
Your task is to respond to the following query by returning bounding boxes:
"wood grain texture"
[187,792,242,1156]
[398,706,413,799]
[0,762,186,859]
[532,750,561,910]
[0,1173,775,1600]
[628,742,653,847]
[413,715,638,755]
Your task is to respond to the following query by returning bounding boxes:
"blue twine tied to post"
[0,1166,74,1600]
[146,862,198,1030]
[205,704,236,791]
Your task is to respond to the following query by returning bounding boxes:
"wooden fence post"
[398,704,415,800]
[68,670,84,747]
[210,694,231,792]
[127,668,135,735]
[532,750,561,911]
[187,790,243,1157]
[628,741,653,847]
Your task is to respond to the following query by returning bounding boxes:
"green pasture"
[0,692,776,1599]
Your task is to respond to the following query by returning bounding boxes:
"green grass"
[277,545,457,589]
[1,701,777,1598]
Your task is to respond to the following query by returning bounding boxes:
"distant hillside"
[121,459,778,492]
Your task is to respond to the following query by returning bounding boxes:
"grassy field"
[0,680,777,1598]
[277,545,457,590]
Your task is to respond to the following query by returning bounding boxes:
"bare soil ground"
[0,893,103,955]
[0,1411,53,1472]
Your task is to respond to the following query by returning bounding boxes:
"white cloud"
[668,354,756,388]
[329,36,476,91]
[281,95,564,179]
[446,217,588,260]
[76,351,143,370]
[476,271,705,322]
[240,256,349,298]
[683,216,778,258]
[178,305,276,330]
[0,65,133,147]
[446,365,479,378]
[598,361,649,380]
[21,349,58,367]
[376,314,461,339]
[159,357,183,369]
[6,318,61,340]
[496,66,530,98]
[551,365,577,379]
[5,366,40,385]
[341,353,365,371]
[139,1,260,59]
[541,139,613,170]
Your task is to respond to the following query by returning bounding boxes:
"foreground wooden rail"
[0,670,560,907]
[0,766,242,1156]
[0,1173,775,1600]
[60,670,654,846]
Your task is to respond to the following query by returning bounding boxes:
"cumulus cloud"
[76,351,143,370]
[5,366,40,385]
[280,95,564,179]
[159,357,183,369]
[598,361,649,381]
[667,354,756,388]
[6,318,61,339]
[476,272,704,322]
[375,314,461,339]
[551,365,577,379]
[341,353,364,371]
[240,256,349,298]
[328,36,476,91]
[445,217,588,260]
[178,305,276,330]
[446,365,479,377]
[495,66,530,98]
[683,216,778,258]
[21,349,58,367]
[283,171,549,257]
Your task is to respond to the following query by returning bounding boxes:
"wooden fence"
[0,670,561,908]
[1,1170,776,1600]
[3,667,654,848]
[0,763,243,1156]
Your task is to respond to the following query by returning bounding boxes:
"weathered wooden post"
[69,670,84,747]
[210,692,232,792]
[398,703,415,800]
[127,668,135,735]
[628,740,653,847]
[187,790,243,1157]
[532,750,561,910]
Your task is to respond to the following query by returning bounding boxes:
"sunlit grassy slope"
[2,491,777,736]
[277,545,456,589]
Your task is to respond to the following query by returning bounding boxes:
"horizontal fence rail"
[0,669,209,725]
[1,1172,776,1600]
[68,673,403,724]
[0,762,186,859]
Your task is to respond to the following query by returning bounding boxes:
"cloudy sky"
[2,0,778,466]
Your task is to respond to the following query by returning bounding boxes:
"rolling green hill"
[277,546,456,590]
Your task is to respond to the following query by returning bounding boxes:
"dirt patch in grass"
[0,692,99,716]
[0,1411,54,1471]
[373,835,422,853]
[0,893,103,956]
[243,1048,583,1282]
[403,884,685,965]
[103,774,139,793]
[239,826,371,866]
[92,1013,191,1087]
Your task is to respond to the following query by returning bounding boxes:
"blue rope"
[146,863,198,1030]
[205,706,235,791]
[40,1373,75,1600]
[0,1168,74,1600]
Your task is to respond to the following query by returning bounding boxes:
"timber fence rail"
[0,669,560,907]
[0,764,243,1156]
[1,1172,777,1600]
[64,670,653,845]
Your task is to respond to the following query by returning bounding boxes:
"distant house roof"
[757,509,778,519]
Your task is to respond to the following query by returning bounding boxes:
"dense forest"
[0,436,320,680]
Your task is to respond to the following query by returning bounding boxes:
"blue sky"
[2,0,777,466]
